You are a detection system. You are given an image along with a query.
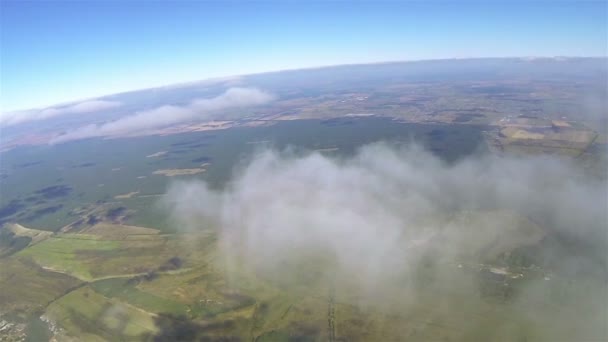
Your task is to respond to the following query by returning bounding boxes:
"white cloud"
[51,87,274,143]
[161,144,607,338]
[0,100,122,126]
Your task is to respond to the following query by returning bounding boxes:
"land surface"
[0,58,606,341]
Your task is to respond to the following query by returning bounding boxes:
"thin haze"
[163,144,607,340]
[50,87,273,143]
[0,100,122,126]
[1,1,606,111]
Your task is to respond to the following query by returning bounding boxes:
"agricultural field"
[0,60,606,341]
[1,204,606,341]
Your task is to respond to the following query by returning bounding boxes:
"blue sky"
[1,1,606,111]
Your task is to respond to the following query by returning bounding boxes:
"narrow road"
[328,282,336,342]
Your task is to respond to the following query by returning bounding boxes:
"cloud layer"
[51,87,273,143]
[162,144,607,339]
[0,100,122,126]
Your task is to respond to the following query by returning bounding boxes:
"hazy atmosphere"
[49,87,274,143]
[1,1,606,341]
[165,143,607,287]
[161,143,607,339]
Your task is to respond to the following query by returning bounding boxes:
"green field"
[19,235,121,280]
[45,286,158,340]
[1,211,606,341]
[0,118,606,341]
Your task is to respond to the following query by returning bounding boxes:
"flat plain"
[1,60,606,341]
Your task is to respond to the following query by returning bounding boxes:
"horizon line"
[4,55,606,113]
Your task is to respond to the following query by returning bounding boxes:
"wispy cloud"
[0,100,122,126]
[51,87,274,143]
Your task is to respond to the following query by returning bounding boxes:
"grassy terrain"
[0,257,82,317]
[45,286,157,340]
[18,235,120,280]
[0,117,605,340]
[91,278,188,316]
[0,215,605,341]
[17,225,180,281]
